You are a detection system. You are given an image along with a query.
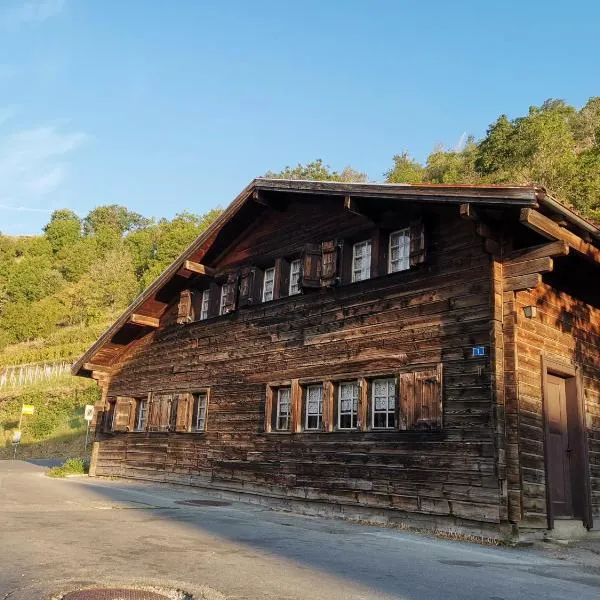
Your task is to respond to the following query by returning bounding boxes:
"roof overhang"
[72,179,599,378]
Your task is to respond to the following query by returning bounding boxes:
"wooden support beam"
[252,189,269,206]
[83,362,111,373]
[129,313,160,328]
[183,260,216,277]
[503,273,541,292]
[503,240,569,263]
[520,208,600,264]
[343,195,361,215]
[459,203,478,221]
[503,257,553,279]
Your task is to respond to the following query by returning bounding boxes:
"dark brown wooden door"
[546,374,573,517]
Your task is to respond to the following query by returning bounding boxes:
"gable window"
[135,398,148,431]
[372,378,396,429]
[352,240,371,282]
[199,289,210,320]
[289,259,302,295]
[220,283,235,315]
[276,387,291,431]
[193,392,208,431]
[389,228,410,273]
[305,384,323,430]
[338,381,359,429]
[262,266,276,302]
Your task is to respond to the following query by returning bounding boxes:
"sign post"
[84,405,95,450]
[13,404,34,460]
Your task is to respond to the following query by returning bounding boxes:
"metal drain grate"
[175,499,231,507]
[61,590,170,600]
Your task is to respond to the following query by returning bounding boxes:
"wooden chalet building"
[74,179,600,539]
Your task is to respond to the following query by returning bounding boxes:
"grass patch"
[47,457,89,478]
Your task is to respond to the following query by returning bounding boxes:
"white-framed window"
[338,381,359,429]
[352,240,371,282]
[389,228,410,273]
[276,387,291,431]
[372,378,396,429]
[220,283,234,315]
[199,289,210,320]
[262,266,276,302]
[289,259,302,295]
[305,384,323,430]
[135,399,148,431]
[193,392,208,431]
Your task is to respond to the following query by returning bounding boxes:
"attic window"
[352,240,371,282]
[199,289,210,320]
[262,266,275,302]
[220,282,235,315]
[389,228,410,273]
[289,259,302,295]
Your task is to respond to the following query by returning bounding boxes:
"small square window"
[135,399,148,431]
[371,378,396,429]
[289,259,302,295]
[352,240,371,282]
[263,266,276,302]
[389,229,410,273]
[276,387,291,431]
[199,289,210,320]
[193,392,208,432]
[305,384,323,430]
[220,283,235,315]
[338,381,359,429]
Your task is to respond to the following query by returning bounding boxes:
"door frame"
[541,356,592,530]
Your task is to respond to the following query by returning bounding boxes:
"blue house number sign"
[472,346,486,357]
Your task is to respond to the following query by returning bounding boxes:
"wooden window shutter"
[290,379,302,433]
[175,393,192,432]
[157,394,172,431]
[206,282,221,318]
[322,380,334,432]
[264,385,274,433]
[276,258,291,298]
[400,364,443,430]
[113,397,134,432]
[147,394,161,431]
[238,267,255,307]
[221,272,239,314]
[177,290,193,324]
[320,240,339,287]
[301,243,321,289]
[409,219,426,267]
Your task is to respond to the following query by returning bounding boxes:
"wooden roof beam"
[129,313,160,328]
[520,208,600,265]
[182,260,216,277]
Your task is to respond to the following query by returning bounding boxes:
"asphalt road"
[1,461,599,600]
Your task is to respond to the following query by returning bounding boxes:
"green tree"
[385,152,424,184]
[43,209,82,254]
[265,159,368,182]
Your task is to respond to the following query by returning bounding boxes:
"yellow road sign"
[21,404,35,415]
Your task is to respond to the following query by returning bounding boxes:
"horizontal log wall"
[513,282,600,526]
[96,201,502,525]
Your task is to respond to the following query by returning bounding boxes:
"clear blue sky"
[1,0,598,235]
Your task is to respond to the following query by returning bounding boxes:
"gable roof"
[72,178,599,378]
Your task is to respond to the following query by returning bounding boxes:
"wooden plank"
[503,257,553,279]
[503,241,569,263]
[183,260,216,277]
[519,209,600,264]
[503,273,541,292]
[129,313,160,328]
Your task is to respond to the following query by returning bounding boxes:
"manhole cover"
[60,590,171,600]
[175,499,231,507]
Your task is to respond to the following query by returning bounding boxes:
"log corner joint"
[129,313,160,328]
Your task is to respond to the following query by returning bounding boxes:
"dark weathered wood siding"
[508,282,600,526]
[94,199,502,524]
